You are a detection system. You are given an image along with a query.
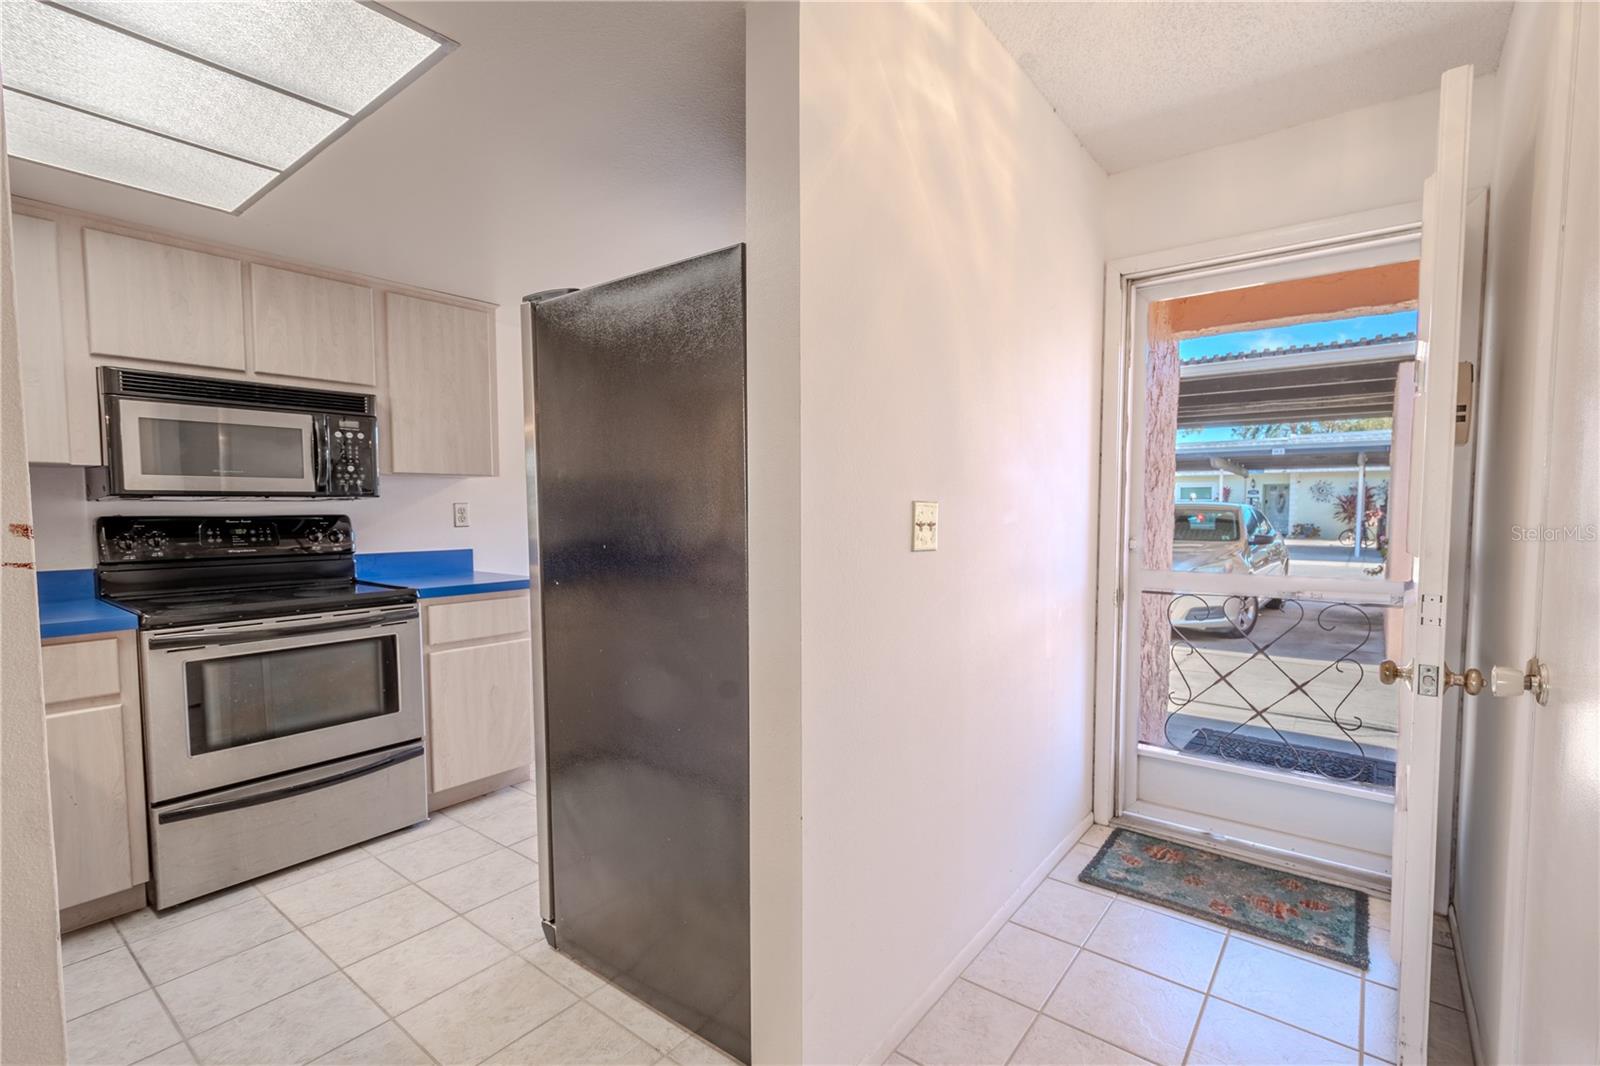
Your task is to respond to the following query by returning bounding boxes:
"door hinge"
[1420,593,1446,628]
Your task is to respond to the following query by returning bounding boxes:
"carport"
[1176,333,1415,565]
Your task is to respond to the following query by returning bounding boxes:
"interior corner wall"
[1104,74,1502,259]
[786,4,1106,1060]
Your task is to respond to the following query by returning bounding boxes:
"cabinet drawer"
[41,638,121,706]
[425,593,530,647]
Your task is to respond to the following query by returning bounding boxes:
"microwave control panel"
[321,415,379,497]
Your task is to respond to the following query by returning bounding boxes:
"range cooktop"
[95,515,417,629]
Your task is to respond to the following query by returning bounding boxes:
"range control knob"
[111,533,137,554]
[143,532,169,552]
[326,528,347,544]
[305,527,324,543]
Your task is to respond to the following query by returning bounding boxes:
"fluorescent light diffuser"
[0,0,452,213]
[3,90,275,212]
[2,1,344,169]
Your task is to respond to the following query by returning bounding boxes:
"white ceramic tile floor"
[60,786,729,1066]
[896,825,1478,1066]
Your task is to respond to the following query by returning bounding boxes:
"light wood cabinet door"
[46,704,135,910]
[13,214,73,464]
[385,293,496,475]
[250,264,377,385]
[84,228,245,370]
[427,636,534,793]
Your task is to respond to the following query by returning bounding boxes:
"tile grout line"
[108,907,199,1065]
[63,794,535,1065]
[1181,931,1229,1065]
[215,882,444,1066]
[79,792,679,1066]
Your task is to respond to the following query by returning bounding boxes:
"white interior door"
[1390,64,1475,1064]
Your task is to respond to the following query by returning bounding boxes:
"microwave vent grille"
[108,369,374,415]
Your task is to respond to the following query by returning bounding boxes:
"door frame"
[1092,198,1487,899]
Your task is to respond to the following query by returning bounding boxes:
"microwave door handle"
[315,418,333,490]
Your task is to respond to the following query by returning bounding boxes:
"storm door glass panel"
[138,417,306,479]
[185,637,397,754]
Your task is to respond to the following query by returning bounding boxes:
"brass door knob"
[1444,664,1485,695]
[1378,659,1413,686]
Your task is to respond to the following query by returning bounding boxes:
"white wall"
[747,4,1107,1061]
[1456,4,1598,1062]
[1105,74,1501,259]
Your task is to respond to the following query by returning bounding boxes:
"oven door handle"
[156,744,423,824]
[148,609,418,651]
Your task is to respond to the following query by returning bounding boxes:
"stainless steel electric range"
[97,515,427,909]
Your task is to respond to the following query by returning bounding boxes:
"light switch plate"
[452,502,470,528]
[912,501,938,551]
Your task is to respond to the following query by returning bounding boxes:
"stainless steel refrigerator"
[523,245,750,1062]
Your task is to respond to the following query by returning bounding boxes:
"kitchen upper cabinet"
[84,228,246,370]
[423,591,533,799]
[12,214,73,464]
[41,634,149,917]
[250,264,377,385]
[386,293,497,476]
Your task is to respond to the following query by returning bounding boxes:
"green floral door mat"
[1079,828,1370,968]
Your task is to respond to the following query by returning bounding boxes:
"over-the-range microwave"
[86,368,381,499]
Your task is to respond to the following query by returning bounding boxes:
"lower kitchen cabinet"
[422,590,535,801]
[41,633,149,923]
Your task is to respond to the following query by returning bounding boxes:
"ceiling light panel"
[1,1,344,169]
[3,90,276,212]
[55,0,446,115]
[0,0,451,213]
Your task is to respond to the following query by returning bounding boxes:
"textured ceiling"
[973,1,1513,173]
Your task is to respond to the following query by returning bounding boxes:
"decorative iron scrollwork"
[1164,596,1392,786]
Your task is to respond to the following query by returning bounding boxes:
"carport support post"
[1353,451,1367,560]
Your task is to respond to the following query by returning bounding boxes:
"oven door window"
[185,637,399,755]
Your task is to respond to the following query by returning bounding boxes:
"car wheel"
[1230,596,1260,636]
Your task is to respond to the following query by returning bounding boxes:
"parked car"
[1169,502,1291,636]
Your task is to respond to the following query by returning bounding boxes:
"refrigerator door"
[525,246,749,1062]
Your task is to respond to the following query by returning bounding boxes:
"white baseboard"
[1446,904,1485,1066]
[861,810,1096,1066]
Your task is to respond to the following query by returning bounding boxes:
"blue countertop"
[355,550,531,599]
[37,550,529,640]
[37,570,138,641]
